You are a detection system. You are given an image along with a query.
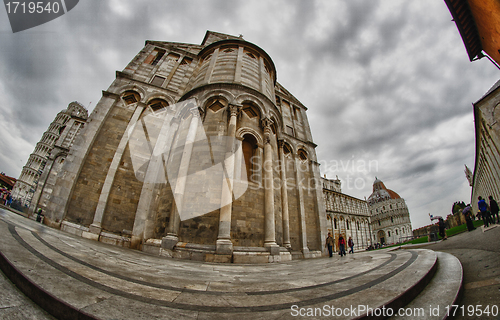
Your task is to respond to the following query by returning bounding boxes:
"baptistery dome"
[367,177,412,245]
[367,177,400,205]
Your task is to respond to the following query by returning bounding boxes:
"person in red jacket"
[338,235,346,257]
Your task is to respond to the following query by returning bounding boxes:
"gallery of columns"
[322,178,373,252]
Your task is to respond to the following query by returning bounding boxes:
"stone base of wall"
[59,221,320,263]
[61,220,131,248]
[99,231,131,248]
[303,250,322,259]
[61,220,89,237]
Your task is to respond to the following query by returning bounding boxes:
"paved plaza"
[0,207,467,319]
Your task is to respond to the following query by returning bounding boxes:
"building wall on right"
[472,79,500,214]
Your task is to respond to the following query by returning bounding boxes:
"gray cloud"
[0,0,497,229]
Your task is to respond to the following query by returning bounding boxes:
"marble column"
[90,103,145,236]
[262,118,279,255]
[278,140,291,248]
[355,219,359,251]
[216,104,240,255]
[295,156,309,255]
[368,221,373,246]
[162,108,200,250]
[130,111,178,249]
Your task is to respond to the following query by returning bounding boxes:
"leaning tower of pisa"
[11,102,87,206]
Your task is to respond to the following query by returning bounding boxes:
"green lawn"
[379,220,484,249]
[441,219,483,238]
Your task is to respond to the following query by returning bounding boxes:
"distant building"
[0,173,16,190]
[444,0,500,67]
[471,79,500,214]
[322,176,372,251]
[367,178,412,245]
[11,102,88,207]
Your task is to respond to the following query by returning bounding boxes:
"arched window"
[334,218,337,229]
[242,103,260,119]
[242,134,257,180]
[298,149,308,161]
[206,97,226,113]
[180,57,192,66]
[388,231,391,237]
[283,143,292,155]
[122,91,140,105]
[148,98,168,111]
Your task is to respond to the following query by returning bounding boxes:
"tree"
[452,201,466,215]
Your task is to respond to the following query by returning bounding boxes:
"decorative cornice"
[102,91,120,99]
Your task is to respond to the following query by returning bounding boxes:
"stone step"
[0,209,445,320]
[389,251,463,320]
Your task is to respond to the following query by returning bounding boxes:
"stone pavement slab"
[424,225,500,320]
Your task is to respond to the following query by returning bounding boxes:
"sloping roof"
[0,174,16,189]
[475,78,500,104]
[444,0,482,61]
[201,31,241,46]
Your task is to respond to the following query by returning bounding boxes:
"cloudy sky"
[0,0,498,229]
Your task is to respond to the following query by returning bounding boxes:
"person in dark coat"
[489,196,499,224]
[438,218,447,240]
[478,196,492,227]
[325,232,334,257]
[463,204,475,231]
[348,237,354,254]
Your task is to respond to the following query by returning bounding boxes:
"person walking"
[463,204,475,231]
[2,192,8,205]
[36,208,44,223]
[438,217,447,240]
[348,237,354,254]
[325,232,334,257]
[489,196,499,224]
[338,235,346,257]
[478,196,491,227]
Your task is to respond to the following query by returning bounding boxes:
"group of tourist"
[1,189,13,206]
[476,196,499,227]
[324,233,355,257]
[461,195,499,231]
